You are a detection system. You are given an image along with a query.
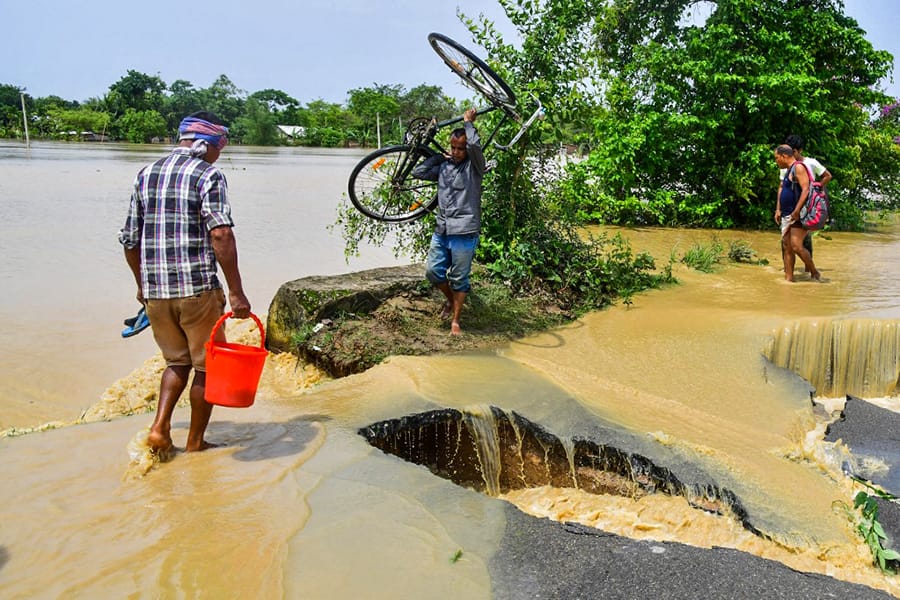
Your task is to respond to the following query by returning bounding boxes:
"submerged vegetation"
[672,236,768,272]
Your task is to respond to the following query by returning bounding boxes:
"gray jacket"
[412,121,486,235]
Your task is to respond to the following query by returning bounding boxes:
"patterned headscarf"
[178,116,229,150]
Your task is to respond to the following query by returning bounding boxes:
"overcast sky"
[2,0,898,105]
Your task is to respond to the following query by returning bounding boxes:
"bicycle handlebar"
[435,105,499,129]
[427,97,544,151]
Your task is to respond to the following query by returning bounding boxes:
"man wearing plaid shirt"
[119,111,251,457]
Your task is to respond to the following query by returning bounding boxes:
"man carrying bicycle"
[412,108,486,336]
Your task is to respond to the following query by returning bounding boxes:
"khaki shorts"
[145,288,226,371]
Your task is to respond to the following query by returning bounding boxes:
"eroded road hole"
[359,405,760,535]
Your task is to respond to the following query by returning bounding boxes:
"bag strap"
[789,161,818,203]
[789,160,816,183]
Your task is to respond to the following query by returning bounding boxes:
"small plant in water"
[728,239,768,265]
[836,478,900,574]
[853,487,900,573]
[679,238,724,273]
[450,549,463,564]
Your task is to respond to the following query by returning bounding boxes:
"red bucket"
[204,311,267,408]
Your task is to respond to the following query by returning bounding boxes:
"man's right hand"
[229,290,251,319]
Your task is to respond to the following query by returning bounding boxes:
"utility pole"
[20,91,30,148]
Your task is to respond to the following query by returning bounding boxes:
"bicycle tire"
[348,145,439,223]
[428,32,517,114]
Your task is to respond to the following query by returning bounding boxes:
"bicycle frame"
[412,97,544,157]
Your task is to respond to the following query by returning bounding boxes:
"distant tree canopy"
[0,74,460,148]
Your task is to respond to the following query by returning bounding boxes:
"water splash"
[124,427,172,479]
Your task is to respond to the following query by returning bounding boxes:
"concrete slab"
[490,505,895,599]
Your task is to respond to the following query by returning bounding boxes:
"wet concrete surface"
[825,396,900,497]
[490,505,895,599]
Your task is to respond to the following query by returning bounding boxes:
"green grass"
[679,238,724,272]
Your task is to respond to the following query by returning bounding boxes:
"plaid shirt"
[118,147,234,299]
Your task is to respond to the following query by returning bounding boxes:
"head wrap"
[178,116,229,150]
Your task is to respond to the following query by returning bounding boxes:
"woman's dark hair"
[785,134,804,151]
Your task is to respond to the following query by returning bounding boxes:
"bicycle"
[347,32,544,223]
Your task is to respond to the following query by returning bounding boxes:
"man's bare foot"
[450,321,462,336]
[440,302,451,320]
[811,270,821,281]
[185,440,220,452]
[147,429,174,454]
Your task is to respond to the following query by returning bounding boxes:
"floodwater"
[1,141,899,598]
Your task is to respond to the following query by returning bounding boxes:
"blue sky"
[2,0,898,105]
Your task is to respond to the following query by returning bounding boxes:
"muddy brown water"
[1,141,899,597]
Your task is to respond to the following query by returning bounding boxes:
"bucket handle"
[209,311,266,349]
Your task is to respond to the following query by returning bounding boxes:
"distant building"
[65,131,109,142]
[81,131,109,142]
[277,125,306,141]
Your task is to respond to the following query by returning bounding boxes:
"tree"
[232,98,279,145]
[0,83,27,136]
[163,79,204,134]
[347,84,403,146]
[248,88,301,123]
[571,0,893,228]
[298,99,355,147]
[196,75,246,128]
[108,70,166,115]
[42,107,111,138]
[399,84,458,122]
[117,108,167,143]
[458,0,898,230]
[857,101,900,210]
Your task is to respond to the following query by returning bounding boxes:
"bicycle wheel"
[348,145,439,223]
[428,32,517,114]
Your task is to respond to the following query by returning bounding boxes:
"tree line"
[0,72,461,147]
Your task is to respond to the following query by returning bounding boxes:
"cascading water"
[359,405,758,533]
[765,318,900,398]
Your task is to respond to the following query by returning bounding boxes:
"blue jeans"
[425,232,479,293]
